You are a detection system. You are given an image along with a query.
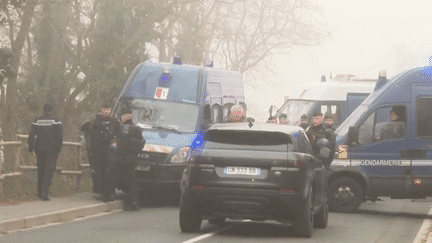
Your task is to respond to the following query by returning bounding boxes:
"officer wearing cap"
[28,104,63,201]
[305,111,335,169]
[90,101,121,202]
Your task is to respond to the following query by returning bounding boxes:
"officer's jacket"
[28,114,63,154]
[90,115,120,151]
[118,122,145,154]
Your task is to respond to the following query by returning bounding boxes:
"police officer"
[117,113,145,211]
[305,111,335,169]
[28,104,63,201]
[80,115,101,195]
[90,102,120,202]
[278,113,288,124]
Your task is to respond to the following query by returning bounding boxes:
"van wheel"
[179,196,202,233]
[295,187,314,238]
[208,218,226,226]
[314,197,328,228]
[328,177,363,213]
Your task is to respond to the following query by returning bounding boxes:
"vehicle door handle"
[401,149,426,159]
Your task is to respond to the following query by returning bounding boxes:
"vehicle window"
[416,97,432,137]
[204,130,292,152]
[114,98,199,133]
[358,106,406,145]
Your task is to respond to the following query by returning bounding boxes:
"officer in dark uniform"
[80,115,102,195]
[28,104,63,201]
[117,113,145,211]
[305,111,335,169]
[90,102,120,202]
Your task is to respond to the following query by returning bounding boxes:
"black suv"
[179,123,329,238]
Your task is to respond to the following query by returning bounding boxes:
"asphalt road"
[1,196,431,243]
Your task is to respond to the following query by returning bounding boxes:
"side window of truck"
[358,106,407,145]
[416,98,432,137]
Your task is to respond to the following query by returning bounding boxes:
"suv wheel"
[295,187,314,238]
[208,218,225,226]
[179,196,202,232]
[314,196,328,228]
[328,177,363,213]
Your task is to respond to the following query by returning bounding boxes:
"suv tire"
[179,196,202,233]
[328,177,363,213]
[295,187,314,238]
[314,196,328,228]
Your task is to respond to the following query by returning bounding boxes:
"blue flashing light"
[159,73,172,87]
[186,132,204,149]
[173,56,182,65]
[321,75,326,82]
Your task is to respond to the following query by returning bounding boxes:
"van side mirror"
[348,126,359,147]
[246,117,255,123]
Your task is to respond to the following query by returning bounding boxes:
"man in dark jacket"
[305,111,335,169]
[28,104,63,201]
[117,113,145,211]
[80,115,101,195]
[299,114,308,130]
[90,102,120,202]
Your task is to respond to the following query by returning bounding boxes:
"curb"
[0,200,122,234]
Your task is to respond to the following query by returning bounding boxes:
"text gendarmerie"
[360,159,402,166]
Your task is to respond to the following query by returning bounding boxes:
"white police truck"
[329,66,432,213]
[274,74,377,128]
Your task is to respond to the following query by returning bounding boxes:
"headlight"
[171,146,191,164]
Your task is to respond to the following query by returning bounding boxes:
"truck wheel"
[328,177,363,213]
[295,187,314,238]
[179,196,202,233]
[314,196,328,228]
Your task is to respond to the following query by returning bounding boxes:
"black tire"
[295,187,314,238]
[208,218,225,226]
[314,198,328,228]
[179,196,202,233]
[328,177,363,213]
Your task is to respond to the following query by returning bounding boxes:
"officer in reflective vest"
[28,104,63,201]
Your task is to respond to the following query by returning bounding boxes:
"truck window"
[358,106,406,144]
[416,97,432,137]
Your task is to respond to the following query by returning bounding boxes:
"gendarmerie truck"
[329,66,432,213]
[274,74,377,129]
[111,58,245,196]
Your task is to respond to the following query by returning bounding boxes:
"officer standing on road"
[28,104,63,201]
[305,111,335,169]
[117,113,145,211]
[80,116,101,196]
[90,101,120,202]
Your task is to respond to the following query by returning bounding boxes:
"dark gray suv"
[179,123,329,238]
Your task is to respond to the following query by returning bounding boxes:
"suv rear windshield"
[203,130,292,152]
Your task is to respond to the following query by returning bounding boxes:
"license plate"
[224,167,261,176]
[135,165,151,171]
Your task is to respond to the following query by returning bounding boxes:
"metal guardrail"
[0,135,88,181]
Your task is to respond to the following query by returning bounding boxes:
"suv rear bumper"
[182,187,304,221]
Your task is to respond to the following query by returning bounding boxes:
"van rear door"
[409,84,432,196]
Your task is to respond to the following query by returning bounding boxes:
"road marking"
[182,221,243,243]
[413,207,432,243]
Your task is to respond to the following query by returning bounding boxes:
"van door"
[349,106,409,197]
[410,84,432,196]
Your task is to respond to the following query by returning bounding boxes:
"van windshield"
[114,98,199,133]
[336,104,369,137]
[277,100,315,125]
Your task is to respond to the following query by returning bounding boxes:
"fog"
[245,0,432,122]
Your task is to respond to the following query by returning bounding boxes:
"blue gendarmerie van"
[328,66,432,213]
[112,58,245,195]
